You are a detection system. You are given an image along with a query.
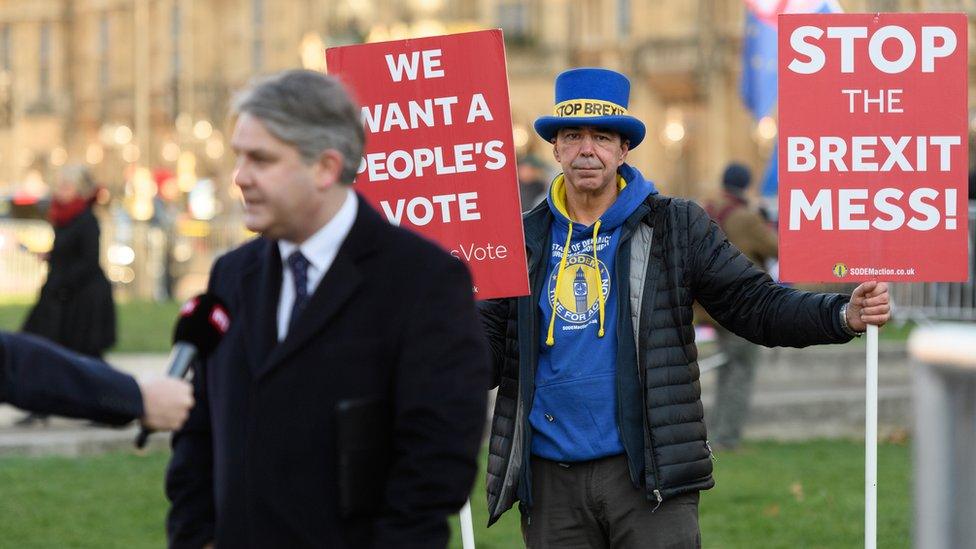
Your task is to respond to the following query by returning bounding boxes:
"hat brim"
[534,115,646,149]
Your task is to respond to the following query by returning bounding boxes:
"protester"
[479,67,890,547]
[165,69,490,548]
[1,331,193,431]
[701,162,778,450]
[17,164,116,427]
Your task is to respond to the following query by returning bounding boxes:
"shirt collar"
[278,189,358,271]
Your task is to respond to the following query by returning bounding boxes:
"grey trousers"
[711,326,759,447]
[521,454,701,549]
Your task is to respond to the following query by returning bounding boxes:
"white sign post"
[459,500,475,549]
[865,324,879,549]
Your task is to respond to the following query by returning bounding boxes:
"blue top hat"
[534,68,646,149]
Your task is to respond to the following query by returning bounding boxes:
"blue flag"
[761,141,778,196]
[740,0,841,195]
[740,7,779,119]
[740,0,841,120]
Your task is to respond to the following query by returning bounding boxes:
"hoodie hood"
[541,162,658,346]
[547,163,657,234]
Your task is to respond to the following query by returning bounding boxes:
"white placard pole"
[865,323,879,549]
[460,499,475,549]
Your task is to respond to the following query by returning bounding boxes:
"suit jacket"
[166,198,490,549]
[0,331,141,424]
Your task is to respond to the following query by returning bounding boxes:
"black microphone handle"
[135,342,199,449]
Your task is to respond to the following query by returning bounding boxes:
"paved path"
[0,343,914,457]
[0,353,171,456]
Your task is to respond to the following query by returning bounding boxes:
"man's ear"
[315,149,345,189]
[619,140,630,164]
[552,139,560,162]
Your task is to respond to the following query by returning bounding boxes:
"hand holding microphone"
[136,375,195,431]
[135,294,230,448]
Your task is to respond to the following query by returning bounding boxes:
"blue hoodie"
[530,163,657,462]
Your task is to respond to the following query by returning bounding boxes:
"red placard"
[778,13,968,282]
[326,30,529,299]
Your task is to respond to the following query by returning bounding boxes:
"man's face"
[553,126,628,196]
[231,113,327,243]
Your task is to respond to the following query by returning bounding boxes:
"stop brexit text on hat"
[533,67,646,149]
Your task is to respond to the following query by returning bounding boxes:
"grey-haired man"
[166,70,490,549]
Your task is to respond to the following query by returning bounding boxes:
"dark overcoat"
[23,207,116,357]
[166,198,490,549]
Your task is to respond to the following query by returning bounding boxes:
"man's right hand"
[137,375,195,431]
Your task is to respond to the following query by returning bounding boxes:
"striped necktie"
[286,251,311,331]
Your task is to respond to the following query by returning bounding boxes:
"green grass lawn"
[0,440,910,548]
[0,299,913,547]
[0,300,180,353]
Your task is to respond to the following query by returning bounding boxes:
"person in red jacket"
[17,165,117,427]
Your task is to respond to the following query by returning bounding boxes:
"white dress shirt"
[276,190,358,340]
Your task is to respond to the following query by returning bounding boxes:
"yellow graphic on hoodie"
[547,253,610,324]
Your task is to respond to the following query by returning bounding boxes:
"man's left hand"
[847,281,891,332]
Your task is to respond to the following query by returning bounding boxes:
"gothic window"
[252,0,264,72]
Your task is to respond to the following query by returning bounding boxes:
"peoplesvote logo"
[832,262,849,278]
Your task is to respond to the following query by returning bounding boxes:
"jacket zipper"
[519,242,546,508]
[632,218,663,509]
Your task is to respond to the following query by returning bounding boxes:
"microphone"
[135,294,230,449]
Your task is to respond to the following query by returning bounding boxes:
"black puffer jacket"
[479,193,853,525]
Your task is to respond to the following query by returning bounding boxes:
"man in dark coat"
[165,70,490,549]
[479,68,890,547]
[1,331,193,430]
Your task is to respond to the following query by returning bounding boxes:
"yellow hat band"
[553,98,628,118]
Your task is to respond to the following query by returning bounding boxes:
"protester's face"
[553,127,628,196]
[231,113,327,243]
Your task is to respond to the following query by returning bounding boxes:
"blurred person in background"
[701,162,778,450]
[16,164,117,427]
[518,155,550,212]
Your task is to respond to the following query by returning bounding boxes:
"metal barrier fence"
[0,214,250,302]
[891,204,976,322]
[4,205,974,310]
[910,323,976,549]
[0,219,51,297]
